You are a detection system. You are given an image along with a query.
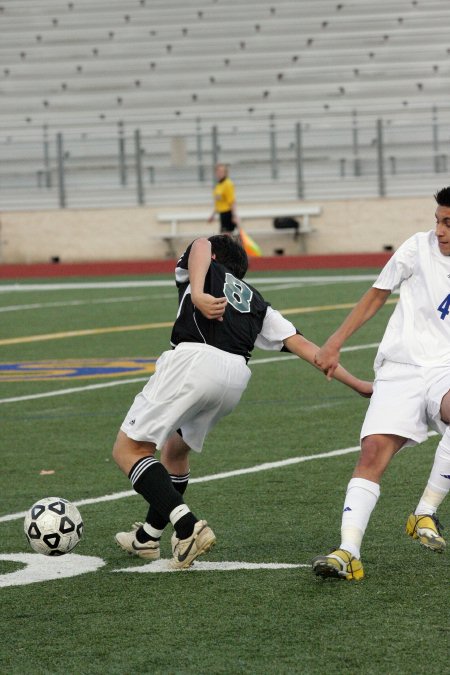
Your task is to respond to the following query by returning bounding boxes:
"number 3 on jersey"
[223,273,253,313]
[437,294,450,320]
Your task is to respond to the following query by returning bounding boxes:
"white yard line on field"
[116,560,311,573]
[0,445,361,523]
[0,342,379,404]
[0,295,175,313]
[0,275,377,293]
[0,432,437,525]
[0,376,150,404]
[256,277,378,293]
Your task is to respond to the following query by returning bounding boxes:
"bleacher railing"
[1,111,448,210]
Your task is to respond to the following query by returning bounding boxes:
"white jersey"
[373,230,450,369]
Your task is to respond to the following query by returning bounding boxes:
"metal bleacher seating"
[1,0,450,209]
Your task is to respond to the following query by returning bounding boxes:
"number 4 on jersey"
[437,294,450,320]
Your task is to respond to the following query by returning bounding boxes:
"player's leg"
[312,433,405,580]
[114,345,235,566]
[165,345,250,568]
[312,361,425,580]
[406,388,450,551]
[340,433,405,556]
[115,432,192,556]
[138,431,192,545]
[160,428,191,475]
[112,430,201,560]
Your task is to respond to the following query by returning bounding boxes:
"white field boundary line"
[0,342,379,405]
[0,377,151,404]
[0,275,378,293]
[0,432,437,525]
[0,294,175,314]
[0,445,361,524]
[0,282,370,311]
[116,560,311,573]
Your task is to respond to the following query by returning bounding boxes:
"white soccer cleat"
[170,520,216,570]
[115,521,160,560]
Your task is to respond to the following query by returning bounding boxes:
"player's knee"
[113,431,157,475]
[358,439,381,469]
[357,435,392,473]
[112,430,133,469]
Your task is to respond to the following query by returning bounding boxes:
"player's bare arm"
[283,333,373,398]
[314,287,391,380]
[188,238,227,320]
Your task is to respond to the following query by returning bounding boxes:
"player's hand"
[313,342,340,380]
[192,292,227,321]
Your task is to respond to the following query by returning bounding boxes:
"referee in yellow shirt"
[208,164,239,234]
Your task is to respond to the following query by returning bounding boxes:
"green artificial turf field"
[0,269,448,674]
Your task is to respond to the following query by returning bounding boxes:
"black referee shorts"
[219,211,236,233]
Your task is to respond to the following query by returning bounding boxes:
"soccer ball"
[24,497,84,556]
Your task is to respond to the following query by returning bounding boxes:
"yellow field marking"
[0,321,173,346]
[281,297,397,316]
[0,298,397,347]
[0,358,157,382]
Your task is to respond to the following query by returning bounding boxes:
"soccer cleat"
[170,519,216,570]
[311,548,365,580]
[114,521,160,560]
[405,513,446,552]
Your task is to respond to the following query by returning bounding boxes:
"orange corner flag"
[239,227,262,257]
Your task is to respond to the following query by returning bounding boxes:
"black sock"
[174,512,198,540]
[144,472,190,538]
[137,511,196,543]
[129,457,185,522]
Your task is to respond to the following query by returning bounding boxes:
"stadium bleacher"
[1,0,450,208]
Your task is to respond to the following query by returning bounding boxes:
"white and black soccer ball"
[24,497,84,556]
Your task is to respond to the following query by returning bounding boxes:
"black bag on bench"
[273,217,299,239]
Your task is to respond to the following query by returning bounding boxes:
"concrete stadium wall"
[0,196,435,263]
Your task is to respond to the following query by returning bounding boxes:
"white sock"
[340,477,380,559]
[142,523,164,539]
[415,431,450,516]
[169,503,191,526]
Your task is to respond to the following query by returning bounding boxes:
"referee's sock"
[129,457,196,542]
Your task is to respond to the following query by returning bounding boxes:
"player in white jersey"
[112,235,372,569]
[312,186,450,580]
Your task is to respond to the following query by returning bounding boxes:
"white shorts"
[120,342,251,452]
[361,360,450,447]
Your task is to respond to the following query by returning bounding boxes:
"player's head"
[208,234,248,279]
[434,187,450,256]
[434,187,450,207]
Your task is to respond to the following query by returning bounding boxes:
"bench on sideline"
[156,205,321,256]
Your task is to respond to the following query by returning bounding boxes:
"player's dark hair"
[434,187,450,207]
[208,235,248,279]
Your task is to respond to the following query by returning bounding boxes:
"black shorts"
[219,211,236,233]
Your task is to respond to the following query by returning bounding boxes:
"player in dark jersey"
[172,236,272,359]
[113,235,372,569]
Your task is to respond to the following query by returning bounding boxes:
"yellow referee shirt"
[213,177,235,213]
